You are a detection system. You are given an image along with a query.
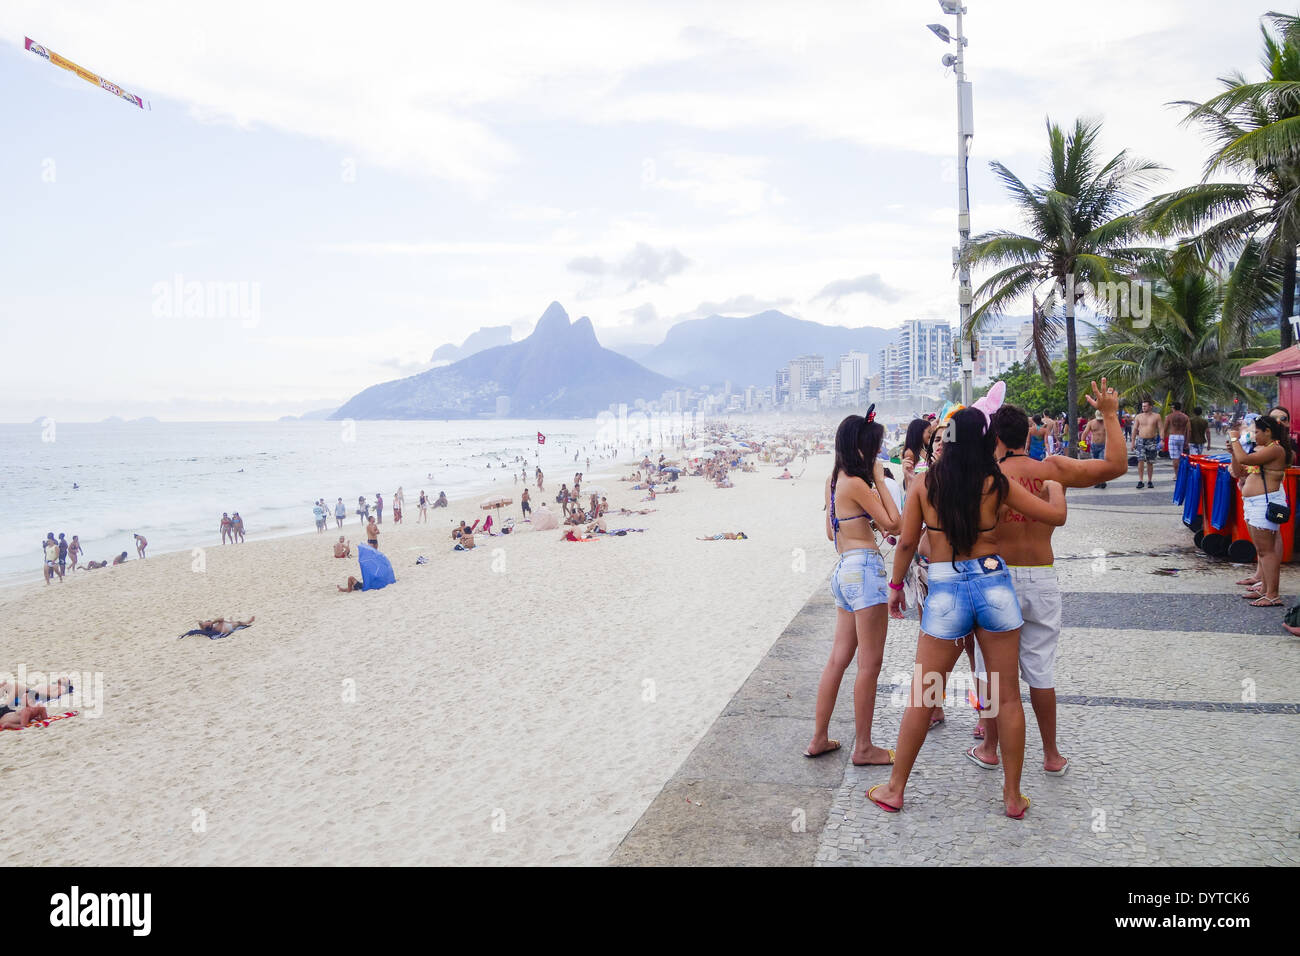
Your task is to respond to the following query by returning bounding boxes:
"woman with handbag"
[1228,415,1294,608]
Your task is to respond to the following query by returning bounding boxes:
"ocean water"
[0,418,660,584]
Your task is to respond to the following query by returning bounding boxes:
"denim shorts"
[920,555,1023,640]
[829,548,889,612]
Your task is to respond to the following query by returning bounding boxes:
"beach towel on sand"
[357,543,396,590]
[0,710,78,731]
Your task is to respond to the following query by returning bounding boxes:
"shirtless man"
[134,533,148,558]
[1163,402,1190,460]
[365,517,380,550]
[1130,399,1164,488]
[333,536,351,558]
[968,379,1127,776]
[197,616,255,633]
[1085,412,1109,489]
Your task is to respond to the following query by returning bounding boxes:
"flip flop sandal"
[965,746,998,770]
[803,739,840,758]
[852,748,896,767]
[928,716,946,732]
[1006,794,1030,820]
[1044,758,1070,777]
[867,784,901,813]
[972,725,985,740]
[1250,598,1285,607]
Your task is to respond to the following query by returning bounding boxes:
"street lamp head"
[927,23,952,42]
[938,0,965,14]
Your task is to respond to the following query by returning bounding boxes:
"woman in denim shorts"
[804,408,902,767]
[869,408,1067,820]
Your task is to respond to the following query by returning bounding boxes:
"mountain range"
[430,325,513,363]
[333,303,679,419]
[621,311,900,386]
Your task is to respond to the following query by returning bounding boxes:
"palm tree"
[1086,254,1273,408]
[965,118,1164,454]
[1144,13,1300,347]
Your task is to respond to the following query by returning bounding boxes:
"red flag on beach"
[537,432,546,445]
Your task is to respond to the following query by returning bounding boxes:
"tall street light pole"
[929,2,974,405]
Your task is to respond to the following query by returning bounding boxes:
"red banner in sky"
[537,432,546,445]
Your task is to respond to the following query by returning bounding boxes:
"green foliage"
[999,359,1092,415]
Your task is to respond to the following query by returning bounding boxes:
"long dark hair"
[904,419,928,462]
[833,415,875,487]
[925,407,1008,556]
[1257,415,1295,466]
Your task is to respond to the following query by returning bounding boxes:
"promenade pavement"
[611,458,1300,866]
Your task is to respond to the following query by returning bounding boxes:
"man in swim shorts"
[1164,402,1190,460]
[1131,399,1163,488]
[969,379,1126,776]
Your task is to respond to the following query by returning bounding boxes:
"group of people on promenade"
[40,531,144,582]
[805,380,1126,820]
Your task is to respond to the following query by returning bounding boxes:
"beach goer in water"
[366,517,380,550]
[134,534,148,558]
[335,498,347,528]
[1229,414,1294,607]
[968,381,1125,777]
[334,536,351,558]
[805,409,902,766]
[872,408,1066,819]
[220,512,233,544]
[232,514,245,543]
[338,576,363,592]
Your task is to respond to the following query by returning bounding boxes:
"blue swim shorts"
[830,548,889,612]
[920,555,1023,640]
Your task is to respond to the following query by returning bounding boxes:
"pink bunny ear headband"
[942,381,1006,443]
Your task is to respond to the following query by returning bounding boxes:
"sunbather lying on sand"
[0,703,49,730]
[1,676,73,708]
[197,616,255,634]
[698,532,748,540]
[618,507,657,515]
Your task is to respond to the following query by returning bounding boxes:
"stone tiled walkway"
[611,460,1300,866]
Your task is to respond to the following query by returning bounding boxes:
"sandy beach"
[0,456,839,865]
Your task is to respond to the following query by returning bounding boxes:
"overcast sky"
[0,1,1270,420]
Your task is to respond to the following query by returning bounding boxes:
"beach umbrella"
[357,544,396,591]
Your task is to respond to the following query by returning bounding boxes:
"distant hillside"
[638,311,899,386]
[334,303,680,419]
[431,325,513,363]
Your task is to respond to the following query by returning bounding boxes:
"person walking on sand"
[804,408,902,767]
[1131,399,1163,488]
[134,533,148,558]
[537,468,544,491]
[335,497,346,528]
[520,488,531,518]
[57,534,68,577]
[313,500,327,532]
[375,492,384,524]
[393,487,404,523]
[231,514,245,543]
[418,490,429,522]
[67,535,82,573]
[220,512,233,544]
[871,407,1066,819]
[366,516,380,550]
[42,536,61,584]
[968,381,1125,779]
